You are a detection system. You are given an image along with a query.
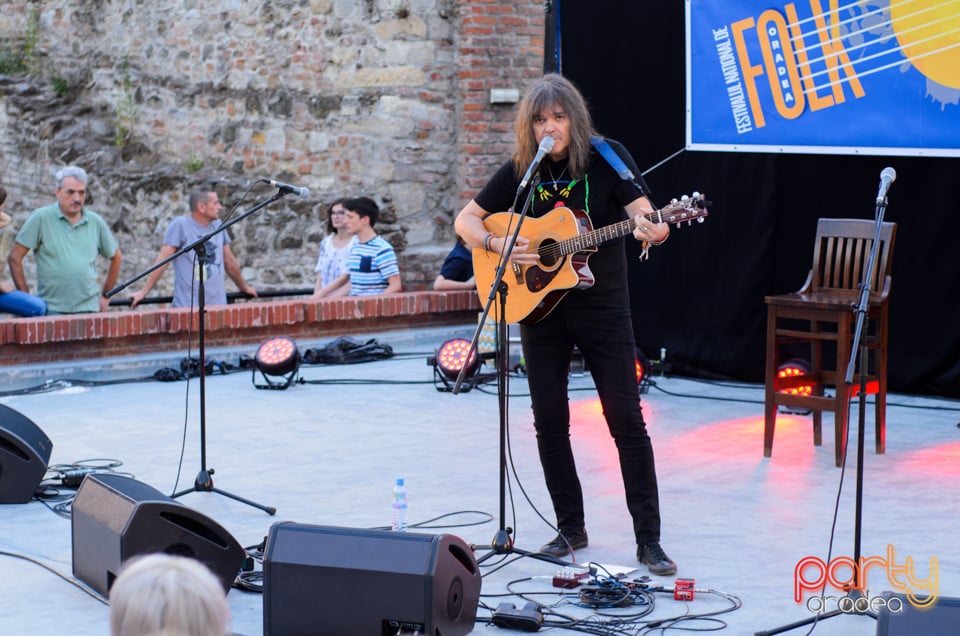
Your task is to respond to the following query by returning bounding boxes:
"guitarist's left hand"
[627,197,670,244]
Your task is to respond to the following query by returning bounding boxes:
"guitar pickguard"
[524,257,565,292]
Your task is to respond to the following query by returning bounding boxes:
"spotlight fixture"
[776,358,813,414]
[428,338,481,392]
[253,336,300,390]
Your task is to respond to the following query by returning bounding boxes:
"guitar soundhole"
[539,239,559,268]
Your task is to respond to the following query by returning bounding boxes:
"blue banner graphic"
[686,0,960,156]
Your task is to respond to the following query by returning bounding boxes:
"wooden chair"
[764,218,896,466]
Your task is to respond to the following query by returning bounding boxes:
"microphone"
[266,179,310,198]
[876,167,896,203]
[517,136,556,193]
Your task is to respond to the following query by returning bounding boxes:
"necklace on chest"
[547,162,569,192]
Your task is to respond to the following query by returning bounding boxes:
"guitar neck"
[559,210,661,255]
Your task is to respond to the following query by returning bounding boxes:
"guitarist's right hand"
[454,199,540,265]
[501,234,540,265]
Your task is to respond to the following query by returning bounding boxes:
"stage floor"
[2,326,958,635]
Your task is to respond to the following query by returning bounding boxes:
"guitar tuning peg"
[692,191,700,198]
[680,194,689,201]
[670,198,678,204]
[697,217,705,223]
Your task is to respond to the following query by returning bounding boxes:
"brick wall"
[455,0,546,202]
[0,291,481,366]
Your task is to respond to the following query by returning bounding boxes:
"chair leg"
[835,314,852,467]
[764,401,777,458]
[763,309,778,458]
[810,323,823,447]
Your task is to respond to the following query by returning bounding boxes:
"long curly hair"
[512,73,598,181]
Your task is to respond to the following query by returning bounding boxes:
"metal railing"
[107,287,315,307]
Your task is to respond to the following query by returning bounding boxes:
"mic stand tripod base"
[471,528,574,567]
[173,468,277,516]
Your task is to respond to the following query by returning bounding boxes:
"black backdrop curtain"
[550,0,960,397]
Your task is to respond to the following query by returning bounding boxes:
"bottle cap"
[395,477,404,486]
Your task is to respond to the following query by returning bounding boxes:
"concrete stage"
[1,326,958,635]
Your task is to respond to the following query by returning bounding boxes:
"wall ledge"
[0,291,482,367]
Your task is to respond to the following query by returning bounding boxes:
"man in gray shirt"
[129,186,257,308]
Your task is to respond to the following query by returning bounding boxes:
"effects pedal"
[552,567,591,589]
[674,577,695,601]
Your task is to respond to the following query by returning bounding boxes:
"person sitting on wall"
[0,185,47,317]
[432,236,476,291]
[7,166,122,314]
[314,196,401,297]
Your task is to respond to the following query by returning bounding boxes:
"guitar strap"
[590,136,658,260]
[590,137,652,197]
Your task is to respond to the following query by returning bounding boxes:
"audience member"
[0,185,46,316]
[432,237,475,290]
[108,553,231,636]
[311,198,357,298]
[314,196,401,297]
[129,186,257,308]
[7,166,122,314]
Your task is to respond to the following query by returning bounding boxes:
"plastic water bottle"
[391,477,408,532]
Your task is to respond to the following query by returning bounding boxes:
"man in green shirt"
[7,166,123,314]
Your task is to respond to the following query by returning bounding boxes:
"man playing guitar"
[455,73,677,576]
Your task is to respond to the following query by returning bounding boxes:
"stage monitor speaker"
[876,592,960,636]
[263,522,481,636]
[71,473,245,596]
[0,404,53,504]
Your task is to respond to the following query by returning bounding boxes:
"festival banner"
[686,0,960,156]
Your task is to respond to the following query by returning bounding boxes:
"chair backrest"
[808,218,896,299]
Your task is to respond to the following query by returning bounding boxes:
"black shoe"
[540,528,588,557]
[637,541,677,576]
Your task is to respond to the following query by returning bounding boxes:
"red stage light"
[777,359,813,397]
[253,336,300,390]
[435,339,478,379]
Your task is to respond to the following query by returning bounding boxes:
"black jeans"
[521,300,662,545]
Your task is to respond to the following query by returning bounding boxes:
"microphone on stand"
[265,179,311,198]
[517,136,556,195]
[876,167,896,203]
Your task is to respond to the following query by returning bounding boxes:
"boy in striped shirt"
[315,197,401,297]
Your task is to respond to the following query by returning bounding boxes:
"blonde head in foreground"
[109,553,230,636]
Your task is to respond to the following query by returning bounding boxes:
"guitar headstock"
[656,192,710,227]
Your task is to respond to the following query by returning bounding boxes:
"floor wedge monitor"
[876,592,960,636]
[71,473,245,596]
[0,404,53,504]
[263,522,481,636]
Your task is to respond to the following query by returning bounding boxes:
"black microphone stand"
[755,187,892,635]
[108,190,287,515]
[454,176,570,566]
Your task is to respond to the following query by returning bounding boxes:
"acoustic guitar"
[473,193,709,324]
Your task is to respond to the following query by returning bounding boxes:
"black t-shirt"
[474,138,647,308]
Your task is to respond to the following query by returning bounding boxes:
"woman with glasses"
[312,198,358,298]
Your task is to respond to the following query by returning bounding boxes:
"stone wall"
[0,0,544,297]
